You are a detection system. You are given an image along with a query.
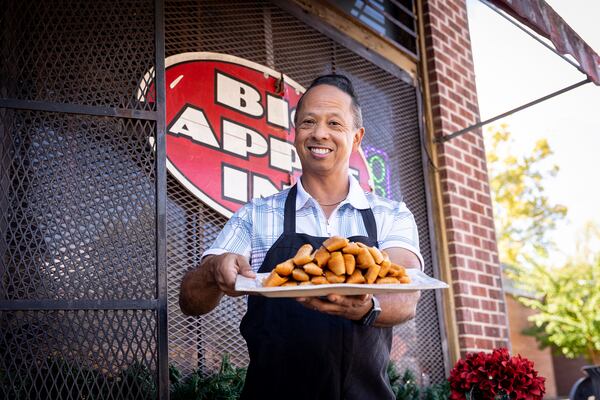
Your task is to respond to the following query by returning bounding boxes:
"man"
[179,74,423,399]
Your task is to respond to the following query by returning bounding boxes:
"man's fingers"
[236,256,256,278]
[357,294,370,302]
[214,259,238,291]
[298,297,345,315]
[327,293,370,306]
[212,254,255,297]
[297,297,325,309]
[327,294,340,303]
[299,294,373,320]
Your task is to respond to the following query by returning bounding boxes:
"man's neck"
[300,172,350,207]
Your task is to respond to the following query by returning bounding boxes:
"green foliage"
[423,381,451,400]
[512,256,600,364]
[387,362,450,400]
[488,126,600,363]
[170,354,246,400]
[487,126,600,364]
[485,124,567,267]
[486,125,600,364]
[110,361,157,400]
[388,363,420,399]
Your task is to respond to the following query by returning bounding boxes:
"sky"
[466,0,600,264]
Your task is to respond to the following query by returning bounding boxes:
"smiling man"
[179,74,423,400]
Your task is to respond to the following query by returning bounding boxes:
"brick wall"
[422,0,510,355]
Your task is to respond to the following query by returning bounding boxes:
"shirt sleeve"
[379,202,424,270]
[201,203,253,260]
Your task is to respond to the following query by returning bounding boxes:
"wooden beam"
[291,0,418,82]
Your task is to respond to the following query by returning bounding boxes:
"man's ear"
[352,127,365,152]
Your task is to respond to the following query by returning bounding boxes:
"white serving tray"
[235,269,448,298]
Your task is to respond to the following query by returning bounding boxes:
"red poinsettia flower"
[448,348,545,400]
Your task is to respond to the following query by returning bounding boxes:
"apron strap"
[284,184,378,243]
[283,184,298,234]
[359,208,378,244]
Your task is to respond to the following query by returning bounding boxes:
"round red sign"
[147,53,372,218]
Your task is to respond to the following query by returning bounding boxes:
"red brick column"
[422,0,509,355]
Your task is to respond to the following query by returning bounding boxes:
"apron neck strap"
[283,184,378,242]
[284,185,298,233]
[359,208,378,243]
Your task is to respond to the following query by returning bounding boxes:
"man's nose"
[311,122,329,140]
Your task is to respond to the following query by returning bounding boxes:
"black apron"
[240,185,394,400]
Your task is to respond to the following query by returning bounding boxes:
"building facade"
[0,0,510,397]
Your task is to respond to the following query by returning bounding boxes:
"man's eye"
[329,121,341,126]
[301,119,315,125]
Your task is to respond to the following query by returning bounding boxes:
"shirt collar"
[295,174,370,211]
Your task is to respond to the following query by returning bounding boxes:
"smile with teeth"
[309,147,332,155]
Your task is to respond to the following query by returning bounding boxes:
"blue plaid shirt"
[203,175,424,271]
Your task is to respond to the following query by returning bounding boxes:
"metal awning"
[489,0,599,85]
[439,0,600,143]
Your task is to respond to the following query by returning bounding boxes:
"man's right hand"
[211,253,256,296]
[179,253,255,316]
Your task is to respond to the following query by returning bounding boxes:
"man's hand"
[297,294,372,321]
[211,253,256,296]
[179,253,255,316]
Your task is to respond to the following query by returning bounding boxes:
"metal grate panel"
[164,179,249,375]
[0,110,157,301]
[0,0,156,111]
[1,0,164,398]
[0,310,158,400]
[165,0,445,383]
[165,0,276,68]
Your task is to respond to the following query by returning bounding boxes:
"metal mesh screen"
[165,0,445,383]
[0,310,158,400]
[0,110,157,301]
[1,0,162,398]
[0,0,156,110]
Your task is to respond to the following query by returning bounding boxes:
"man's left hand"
[297,294,372,321]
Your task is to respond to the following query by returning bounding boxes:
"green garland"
[170,355,246,400]
[388,362,451,400]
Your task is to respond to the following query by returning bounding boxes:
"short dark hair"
[294,74,363,129]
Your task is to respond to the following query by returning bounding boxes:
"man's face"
[294,84,364,177]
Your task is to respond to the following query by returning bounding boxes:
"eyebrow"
[302,112,345,119]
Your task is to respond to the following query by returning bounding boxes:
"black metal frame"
[155,0,169,397]
[0,300,158,310]
[0,0,169,398]
[0,99,158,121]
[416,85,451,375]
